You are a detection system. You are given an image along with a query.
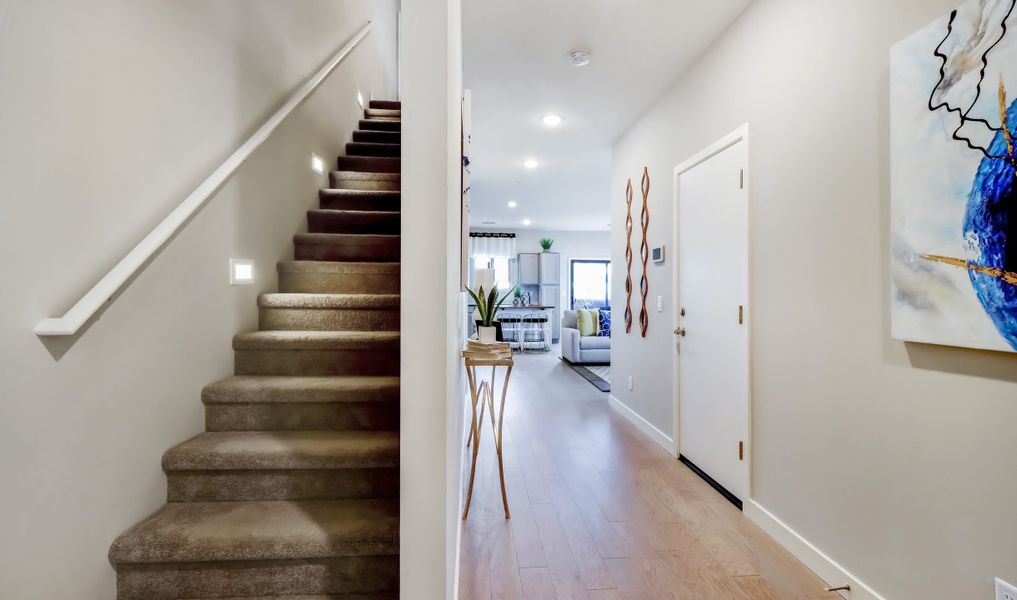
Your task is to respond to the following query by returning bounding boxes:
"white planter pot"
[478,326,498,344]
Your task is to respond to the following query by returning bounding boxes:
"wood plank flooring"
[457,350,839,600]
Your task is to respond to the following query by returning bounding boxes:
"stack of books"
[463,340,512,361]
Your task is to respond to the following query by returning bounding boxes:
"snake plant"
[465,284,516,327]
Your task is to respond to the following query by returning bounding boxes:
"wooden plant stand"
[462,341,513,519]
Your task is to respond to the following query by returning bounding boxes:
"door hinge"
[738,441,744,461]
[739,169,744,189]
[738,305,744,324]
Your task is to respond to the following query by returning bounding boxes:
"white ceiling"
[463,0,753,232]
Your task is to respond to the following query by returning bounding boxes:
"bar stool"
[521,312,549,352]
[499,315,522,351]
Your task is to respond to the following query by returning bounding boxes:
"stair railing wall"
[34,21,374,337]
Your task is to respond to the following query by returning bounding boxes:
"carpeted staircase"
[108,100,402,600]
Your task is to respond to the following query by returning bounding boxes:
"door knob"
[674,327,686,337]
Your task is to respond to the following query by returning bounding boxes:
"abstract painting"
[891,0,1017,352]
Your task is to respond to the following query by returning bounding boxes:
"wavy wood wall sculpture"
[624,179,634,333]
[639,167,650,337]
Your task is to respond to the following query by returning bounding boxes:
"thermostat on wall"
[652,246,665,264]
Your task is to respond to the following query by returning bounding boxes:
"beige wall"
[610,0,1017,598]
[0,1,396,598]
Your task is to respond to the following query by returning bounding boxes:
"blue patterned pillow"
[597,309,611,337]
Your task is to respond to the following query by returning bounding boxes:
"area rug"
[564,360,611,392]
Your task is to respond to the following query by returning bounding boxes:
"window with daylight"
[472,256,512,291]
[570,259,611,309]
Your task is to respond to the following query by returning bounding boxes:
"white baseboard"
[608,395,676,456]
[745,500,887,600]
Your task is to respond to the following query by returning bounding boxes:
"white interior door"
[675,131,749,503]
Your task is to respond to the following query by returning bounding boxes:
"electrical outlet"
[627,376,633,391]
[997,578,1017,600]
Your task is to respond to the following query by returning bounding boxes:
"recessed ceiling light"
[569,49,592,67]
[522,158,539,169]
[522,219,532,226]
[507,200,518,208]
[541,114,563,128]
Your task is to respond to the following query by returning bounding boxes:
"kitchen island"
[465,305,559,344]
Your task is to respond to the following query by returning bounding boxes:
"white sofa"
[561,309,610,364]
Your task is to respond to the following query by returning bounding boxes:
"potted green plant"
[539,238,554,252]
[465,284,516,343]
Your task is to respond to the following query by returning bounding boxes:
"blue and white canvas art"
[891,0,1017,352]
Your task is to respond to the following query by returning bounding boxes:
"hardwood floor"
[457,349,838,600]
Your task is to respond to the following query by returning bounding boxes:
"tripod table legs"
[462,363,513,520]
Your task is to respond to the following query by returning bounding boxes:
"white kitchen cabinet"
[518,253,540,284]
[539,252,560,285]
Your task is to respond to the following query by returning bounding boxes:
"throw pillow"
[577,309,597,336]
[597,309,611,337]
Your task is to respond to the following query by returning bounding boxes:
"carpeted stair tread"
[328,172,400,184]
[203,376,399,405]
[345,142,400,158]
[293,233,400,244]
[358,119,400,132]
[233,331,399,351]
[109,499,398,564]
[277,261,399,294]
[163,431,399,471]
[294,234,399,263]
[364,108,400,119]
[318,189,400,211]
[318,189,401,202]
[307,210,400,235]
[352,130,400,144]
[328,171,400,192]
[368,100,400,110]
[259,294,400,310]
[336,156,400,173]
[278,262,400,278]
[277,261,400,276]
[183,597,393,600]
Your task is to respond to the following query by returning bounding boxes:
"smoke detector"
[568,49,592,67]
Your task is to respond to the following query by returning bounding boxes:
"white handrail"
[35,22,374,337]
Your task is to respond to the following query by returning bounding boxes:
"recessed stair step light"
[311,153,326,175]
[229,259,255,285]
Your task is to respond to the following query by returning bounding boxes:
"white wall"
[400,0,465,598]
[0,2,396,598]
[610,1,1017,599]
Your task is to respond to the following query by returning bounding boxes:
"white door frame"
[670,123,753,501]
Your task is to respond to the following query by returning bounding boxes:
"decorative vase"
[478,325,498,344]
